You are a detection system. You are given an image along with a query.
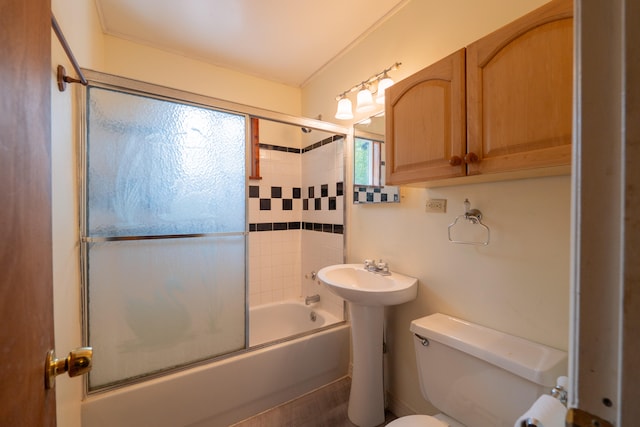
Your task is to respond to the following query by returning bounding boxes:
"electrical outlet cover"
[425,198,447,213]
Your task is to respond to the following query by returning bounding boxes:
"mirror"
[353,114,399,204]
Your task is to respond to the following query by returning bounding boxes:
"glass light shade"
[335,97,354,120]
[356,88,375,113]
[376,77,394,105]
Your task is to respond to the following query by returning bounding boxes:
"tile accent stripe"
[353,186,399,203]
[258,134,344,155]
[249,222,344,234]
[259,143,301,154]
[250,183,343,212]
[249,221,344,234]
[302,135,343,153]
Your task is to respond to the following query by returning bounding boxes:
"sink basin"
[317,263,418,306]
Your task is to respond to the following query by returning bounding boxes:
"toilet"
[388,313,568,427]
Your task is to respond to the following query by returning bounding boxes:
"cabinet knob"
[449,156,463,166]
[464,152,479,164]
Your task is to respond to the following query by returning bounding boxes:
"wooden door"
[0,0,56,425]
[466,0,573,176]
[385,48,466,184]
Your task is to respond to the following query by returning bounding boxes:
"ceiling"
[94,0,409,87]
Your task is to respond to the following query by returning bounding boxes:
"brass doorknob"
[45,347,93,389]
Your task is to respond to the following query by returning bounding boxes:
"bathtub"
[250,301,340,346]
[81,300,349,427]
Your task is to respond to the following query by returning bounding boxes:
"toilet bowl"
[388,413,466,427]
[387,415,447,427]
[387,313,567,427]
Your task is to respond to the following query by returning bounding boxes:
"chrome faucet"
[364,259,391,276]
[550,376,569,406]
[305,294,320,305]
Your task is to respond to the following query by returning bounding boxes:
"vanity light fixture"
[334,62,401,120]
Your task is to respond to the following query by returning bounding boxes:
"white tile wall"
[301,231,345,320]
[248,230,301,306]
[248,137,344,317]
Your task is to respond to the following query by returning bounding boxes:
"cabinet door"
[466,0,573,175]
[385,48,466,184]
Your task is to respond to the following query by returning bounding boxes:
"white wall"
[302,0,570,415]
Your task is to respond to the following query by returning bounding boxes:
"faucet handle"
[377,260,390,273]
[364,259,374,268]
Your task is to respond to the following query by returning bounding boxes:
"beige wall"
[51,2,105,425]
[302,0,570,415]
[101,35,301,115]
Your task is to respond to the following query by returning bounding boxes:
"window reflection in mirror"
[353,114,400,204]
[354,137,381,187]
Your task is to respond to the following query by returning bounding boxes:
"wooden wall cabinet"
[385,0,573,186]
[385,49,466,184]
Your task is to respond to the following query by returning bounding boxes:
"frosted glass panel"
[84,86,247,390]
[87,87,246,237]
[87,236,246,389]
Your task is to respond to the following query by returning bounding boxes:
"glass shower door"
[83,86,247,390]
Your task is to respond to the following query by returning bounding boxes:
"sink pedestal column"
[347,303,385,427]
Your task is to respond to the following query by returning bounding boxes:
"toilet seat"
[387,415,449,427]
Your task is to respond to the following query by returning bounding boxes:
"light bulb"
[376,77,394,105]
[335,97,353,120]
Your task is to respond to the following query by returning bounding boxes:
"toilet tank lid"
[410,313,567,387]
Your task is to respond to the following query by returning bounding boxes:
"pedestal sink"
[317,264,418,427]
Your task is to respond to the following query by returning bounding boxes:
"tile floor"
[230,377,397,427]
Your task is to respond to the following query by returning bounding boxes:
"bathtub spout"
[305,294,320,305]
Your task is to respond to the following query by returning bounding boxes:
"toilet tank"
[410,313,567,427]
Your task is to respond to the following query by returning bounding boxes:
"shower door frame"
[77,69,350,393]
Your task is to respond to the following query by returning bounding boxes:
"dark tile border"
[302,135,344,153]
[249,222,344,234]
[258,135,344,155]
[259,143,301,154]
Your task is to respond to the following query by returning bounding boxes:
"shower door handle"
[45,346,93,389]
